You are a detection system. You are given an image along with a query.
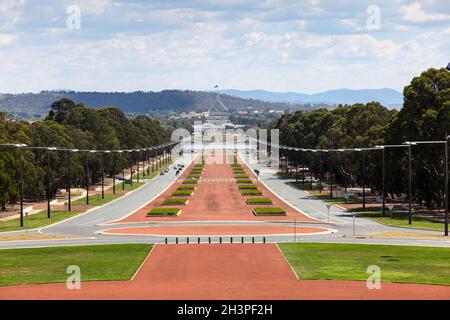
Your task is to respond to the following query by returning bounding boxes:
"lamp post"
[112,151,116,195]
[403,142,417,224]
[0,143,26,226]
[45,147,57,218]
[404,140,448,235]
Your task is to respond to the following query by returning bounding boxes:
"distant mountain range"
[0,88,403,120]
[0,90,303,118]
[219,88,403,107]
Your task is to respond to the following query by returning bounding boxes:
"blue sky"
[0,0,449,93]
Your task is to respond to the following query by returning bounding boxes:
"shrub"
[162,198,188,205]
[178,185,196,190]
[172,190,193,196]
[246,197,273,204]
[183,179,198,184]
[236,178,252,184]
[187,175,201,179]
[241,189,262,195]
[239,185,257,190]
[147,208,181,216]
[253,207,286,215]
[234,174,249,179]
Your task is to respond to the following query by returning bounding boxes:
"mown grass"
[0,244,152,286]
[147,208,181,216]
[253,207,286,215]
[72,194,121,206]
[162,198,188,205]
[0,210,83,233]
[246,197,273,204]
[353,210,445,231]
[279,243,450,286]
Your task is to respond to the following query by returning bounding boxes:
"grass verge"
[0,210,83,233]
[72,194,121,206]
[147,208,181,216]
[253,207,286,215]
[161,198,188,205]
[279,243,450,286]
[246,197,273,205]
[0,244,152,286]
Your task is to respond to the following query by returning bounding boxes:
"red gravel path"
[112,154,321,224]
[1,244,449,300]
[101,225,332,236]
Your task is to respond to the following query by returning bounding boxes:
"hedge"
[147,208,181,216]
[162,198,188,205]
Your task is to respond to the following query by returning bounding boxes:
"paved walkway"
[1,243,449,300]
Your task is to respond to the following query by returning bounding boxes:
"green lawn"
[312,193,361,205]
[353,210,445,231]
[147,208,181,216]
[0,210,83,233]
[72,194,121,206]
[0,244,152,286]
[279,243,450,286]
[114,181,144,191]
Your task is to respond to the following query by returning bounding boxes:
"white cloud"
[401,2,450,23]
[0,33,16,45]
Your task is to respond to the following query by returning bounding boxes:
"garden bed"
[147,208,181,216]
[246,197,273,205]
[172,190,193,196]
[161,198,189,205]
[177,185,196,190]
[241,189,263,196]
[239,185,258,190]
[253,207,287,216]
[183,179,199,184]
[236,178,252,184]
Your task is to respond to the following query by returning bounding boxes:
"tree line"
[272,67,450,209]
[0,99,170,211]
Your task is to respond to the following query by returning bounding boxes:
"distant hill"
[220,88,403,107]
[0,90,306,118]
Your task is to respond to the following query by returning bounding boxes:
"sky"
[0,0,449,94]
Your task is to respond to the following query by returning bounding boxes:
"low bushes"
[162,198,188,205]
[253,207,286,215]
[147,208,181,216]
[187,175,201,179]
[183,179,198,184]
[234,174,249,179]
[178,185,196,190]
[236,178,252,184]
[246,197,273,205]
[241,189,263,196]
[239,185,257,190]
[172,190,193,196]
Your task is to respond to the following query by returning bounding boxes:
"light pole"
[405,140,448,235]
[67,149,79,211]
[403,142,417,224]
[375,144,409,217]
[0,143,26,226]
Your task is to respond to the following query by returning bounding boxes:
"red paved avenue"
[1,244,449,300]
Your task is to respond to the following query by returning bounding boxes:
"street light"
[403,142,418,224]
[0,143,26,226]
[404,140,448,236]
[67,149,79,212]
